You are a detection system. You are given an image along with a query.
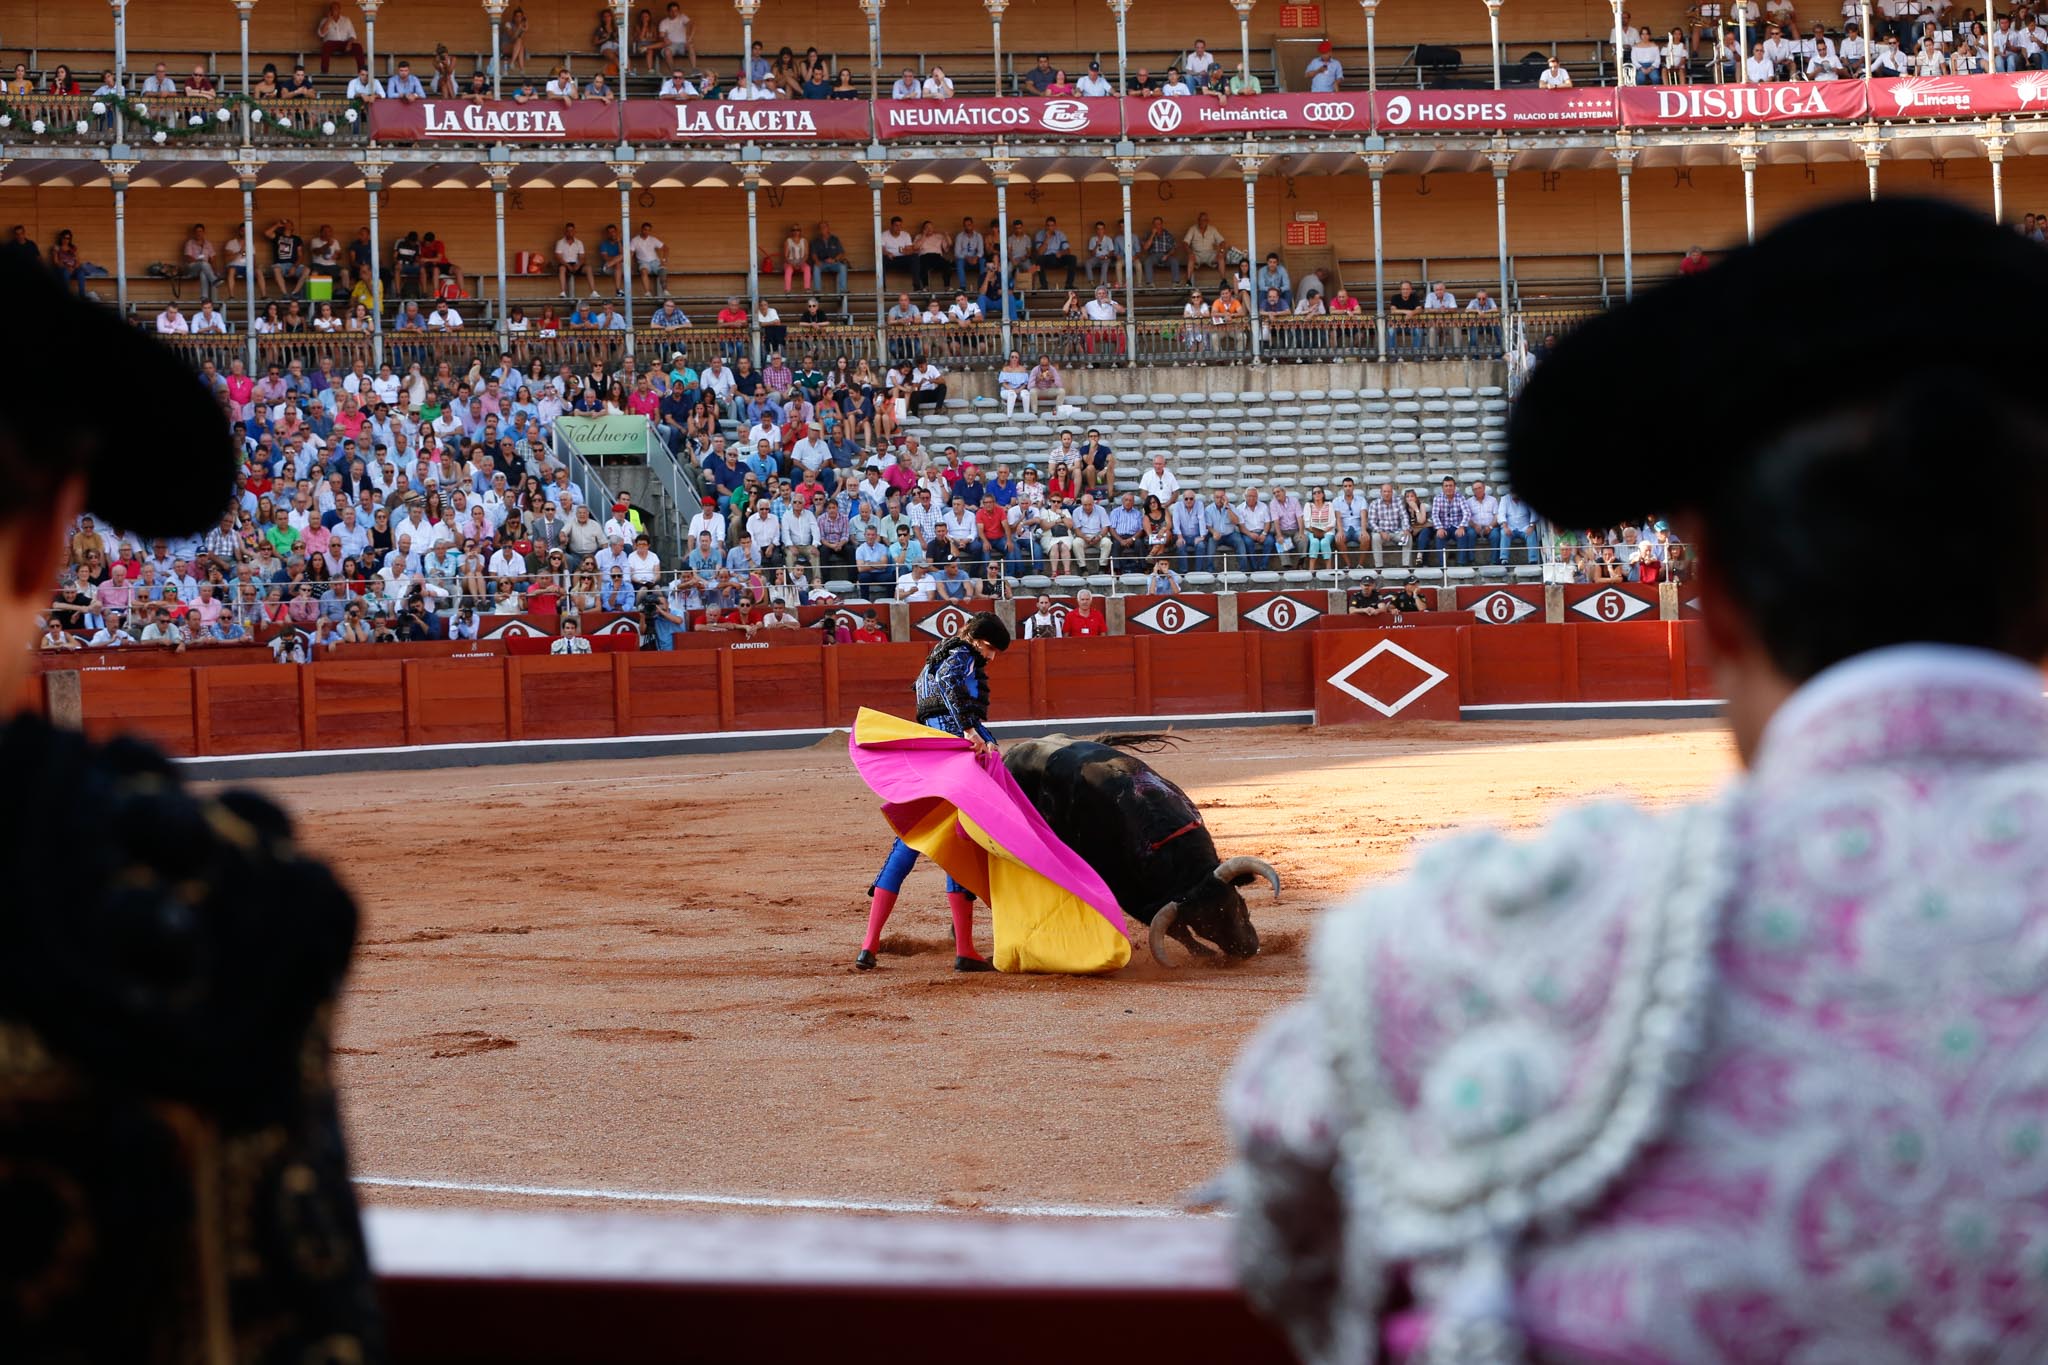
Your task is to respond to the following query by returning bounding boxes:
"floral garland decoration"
[0,93,366,144]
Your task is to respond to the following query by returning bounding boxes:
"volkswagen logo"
[1304,101,1356,123]
[1146,99,1184,132]
[1381,94,1412,126]
[1040,98,1090,133]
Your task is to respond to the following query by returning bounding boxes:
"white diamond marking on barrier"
[1569,589,1653,623]
[1326,639,1450,718]
[1129,599,1214,635]
[1468,590,1538,625]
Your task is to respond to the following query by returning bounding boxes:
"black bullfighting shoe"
[953,955,997,973]
[854,950,878,970]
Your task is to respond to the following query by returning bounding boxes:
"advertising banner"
[1128,93,1368,137]
[874,97,1122,140]
[554,414,651,459]
[1619,81,1868,126]
[1868,71,2048,119]
[622,97,872,142]
[368,98,619,142]
[1373,89,1618,132]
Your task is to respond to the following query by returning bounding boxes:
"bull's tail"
[1090,732,1184,754]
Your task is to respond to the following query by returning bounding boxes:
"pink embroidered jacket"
[1223,646,2048,1364]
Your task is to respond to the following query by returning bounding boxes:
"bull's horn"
[1149,903,1181,968]
[1215,857,1282,898]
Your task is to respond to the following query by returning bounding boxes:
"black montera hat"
[0,249,235,537]
[1506,198,2048,531]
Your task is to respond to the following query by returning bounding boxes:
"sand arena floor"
[230,720,1737,1217]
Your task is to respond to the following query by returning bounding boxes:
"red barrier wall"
[54,624,1722,757]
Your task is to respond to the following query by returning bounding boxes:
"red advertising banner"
[368,97,620,142]
[1128,93,1367,138]
[1372,89,1618,132]
[874,97,1122,141]
[1619,81,1868,127]
[623,97,873,142]
[1869,71,2048,119]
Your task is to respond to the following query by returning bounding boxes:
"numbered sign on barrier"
[1564,584,1657,624]
[911,601,977,640]
[1466,589,1540,630]
[1123,594,1218,635]
[1312,628,1462,725]
[1237,593,1326,633]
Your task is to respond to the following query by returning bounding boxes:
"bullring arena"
[272,718,1733,1219]
[18,0,2048,1353]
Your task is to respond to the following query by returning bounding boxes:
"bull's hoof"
[954,955,998,973]
[854,950,878,970]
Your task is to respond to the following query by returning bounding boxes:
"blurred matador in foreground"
[0,257,381,1360]
[1221,199,2048,1364]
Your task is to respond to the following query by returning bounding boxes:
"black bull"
[1002,735,1281,967]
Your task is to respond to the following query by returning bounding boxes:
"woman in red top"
[46,63,79,95]
[1047,461,1079,503]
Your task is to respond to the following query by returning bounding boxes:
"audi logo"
[1146,99,1184,132]
[1304,101,1356,121]
[1382,94,1412,125]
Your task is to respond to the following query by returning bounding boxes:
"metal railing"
[1376,312,1507,361]
[644,423,697,559]
[551,423,619,524]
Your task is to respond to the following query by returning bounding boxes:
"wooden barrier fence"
[49,621,1719,758]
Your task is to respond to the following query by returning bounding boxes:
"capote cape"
[849,708,1131,974]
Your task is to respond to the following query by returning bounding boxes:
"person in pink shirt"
[224,359,256,422]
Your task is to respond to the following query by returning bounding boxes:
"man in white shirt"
[1184,212,1228,287]
[947,293,983,324]
[688,497,727,549]
[1184,39,1217,88]
[487,540,527,583]
[1082,286,1124,323]
[1746,40,1780,80]
[659,69,700,99]
[1139,455,1180,503]
[155,304,190,335]
[1305,41,1344,91]
[657,2,695,65]
[604,500,639,545]
[1235,487,1275,572]
[190,301,228,334]
[699,357,736,405]
[141,62,179,95]
[726,76,775,100]
[629,223,668,294]
[556,223,593,297]
[1466,479,1504,565]
[1538,56,1573,88]
[1840,23,1869,73]
[426,301,463,330]
[891,67,922,99]
[1424,281,1459,312]
[1807,44,1846,78]
[910,359,948,415]
[1076,61,1115,96]
[781,500,821,572]
[895,563,939,601]
[745,503,783,557]
[345,68,385,100]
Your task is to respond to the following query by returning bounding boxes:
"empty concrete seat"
[1512,565,1545,582]
[1185,571,1219,589]
[1019,574,1054,591]
[1445,567,1479,582]
[1054,574,1088,590]
[1479,565,1509,581]
[1249,570,1283,586]
[1118,573,1150,590]
[1268,390,1297,403]
[1387,387,1417,399]
[1282,569,1315,585]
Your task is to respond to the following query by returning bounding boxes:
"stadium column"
[1362,0,1380,99]
[610,156,641,359]
[1856,124,1881,202]
[1108,0,1131,94]
[861,0,885,102]
[735,0,759,95]
[234,0,255,145]
[108,157,135,318]
[1237,147,1266,364]
[1228,0,1255,91]
[988,148,1017,357]
[859,156,890,360]
[233,155,260,370]
[1488,147,1511,359]
[112,0,127,87]
[484,0,506,99]
[1613,138,1636,302]
[986,0,1009,95]
[1607,0,1621,89]
[362,156,388,368]
[739,152,768,366]
[360,0,381,79]
[1485,0,1503,89]
[1735,131,1759,244]
[1365,151,1389,360]
[1112,151,1141,360]
[485,154,513,349]
[1986,128,2009,224]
